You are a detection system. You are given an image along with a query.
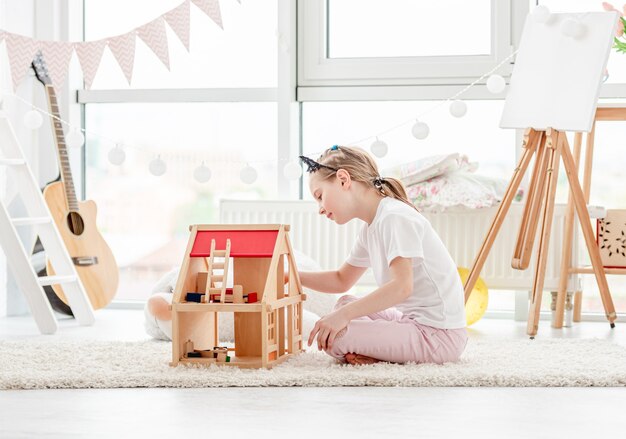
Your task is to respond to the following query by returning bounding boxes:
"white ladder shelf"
[0,112,94,334]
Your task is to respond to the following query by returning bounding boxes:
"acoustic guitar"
[32,52,119,311]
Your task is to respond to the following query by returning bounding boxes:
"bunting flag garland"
[40,41,74,91]
[75,40,107,90]
[165,1,192,51]
[0,0,228,91]
[137,18,171,70]
[191,0,224,29]
[108,32,137,85]
[5,33,40,90]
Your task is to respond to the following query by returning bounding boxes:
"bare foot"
[344,353,382,365]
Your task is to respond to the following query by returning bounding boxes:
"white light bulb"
[66,128,85,149]
[561,18,586,39]
[108,146,126,165]
[486,74,506,94]
[23,110,43,129]
[283,161,302,180]
[532,5,551,23]
[193,163,212,183]
[149,156,167,176]
[449,100,467,118]
[240,165,258,184]
[370,138,388,158]
[411,121,430,140]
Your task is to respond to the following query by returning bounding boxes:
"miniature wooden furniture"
[554,105,626,327]
[170,224,306,369]
[463,128,617,338]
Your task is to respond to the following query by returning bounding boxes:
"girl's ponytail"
[381,177,418,212]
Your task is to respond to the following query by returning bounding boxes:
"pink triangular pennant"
[39,41,74,92]
[137,17,170,70]
[107,32,137,85]
[164,0,191,51]
[5,33,41,90]
[75,39,106,89]
[191,0,223,29]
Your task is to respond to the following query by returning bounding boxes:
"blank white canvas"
[500,11,618,132]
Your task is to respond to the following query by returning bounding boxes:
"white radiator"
[220,200,579,291]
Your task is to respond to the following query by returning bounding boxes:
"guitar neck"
[45,85,79,212]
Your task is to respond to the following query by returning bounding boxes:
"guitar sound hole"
[66,212,85,236]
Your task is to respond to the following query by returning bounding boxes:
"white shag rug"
[2,338,626,390]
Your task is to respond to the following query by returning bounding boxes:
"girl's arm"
[308,256,413,350]
[298,262,367,294]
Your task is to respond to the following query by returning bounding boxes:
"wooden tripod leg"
[554,132,583,328]
[513,133,549,270]
[464,129,540,302]
[559,132,616,326]
[527,130,561,338]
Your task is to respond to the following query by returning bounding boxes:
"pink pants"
[324,295,468,365]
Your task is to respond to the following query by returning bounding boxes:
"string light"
[149,155,167,176]
[66,128,85,148]
[283,161,302,180]
[240,164,257,184]
[411,120,430,140]
[486,74,506,94]
[449,100,467,118]
[108,144,126,165]
[3,43,520,183]
[370,137,388,158]
[193,162,212,183]
[23,110,43,129]
[532,5,552,24]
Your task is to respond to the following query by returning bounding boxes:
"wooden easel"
[463,127,617,338]
[553,105,626,327]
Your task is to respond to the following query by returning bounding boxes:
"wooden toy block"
[197,271,209,292]
[185,292,204,303]
[184,339,194,354]
[233,285,244,303]
[170,225,306,369]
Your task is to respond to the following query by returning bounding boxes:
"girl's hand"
[308,310,350,351]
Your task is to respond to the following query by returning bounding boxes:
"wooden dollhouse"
[170,224,306,369]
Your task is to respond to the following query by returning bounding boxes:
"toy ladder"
[0,112,94,334]
[204,238,231,303]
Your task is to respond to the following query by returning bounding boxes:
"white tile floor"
[1,310,626,439]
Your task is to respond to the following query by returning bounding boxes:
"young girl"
[298,145,467,366]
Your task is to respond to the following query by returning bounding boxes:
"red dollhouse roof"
[190,230,279,258]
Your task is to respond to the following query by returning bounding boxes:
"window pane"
[84,0,277,88]
[85,102,277,301]
[537,0,626,84]
[328,0,492,58]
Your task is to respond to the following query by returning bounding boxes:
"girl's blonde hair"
[313,145,417,212]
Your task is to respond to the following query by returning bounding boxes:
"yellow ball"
[457,267,489,326]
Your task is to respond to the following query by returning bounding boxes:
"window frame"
[297,0,518,92]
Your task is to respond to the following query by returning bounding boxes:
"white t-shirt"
[346,197,466,329]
